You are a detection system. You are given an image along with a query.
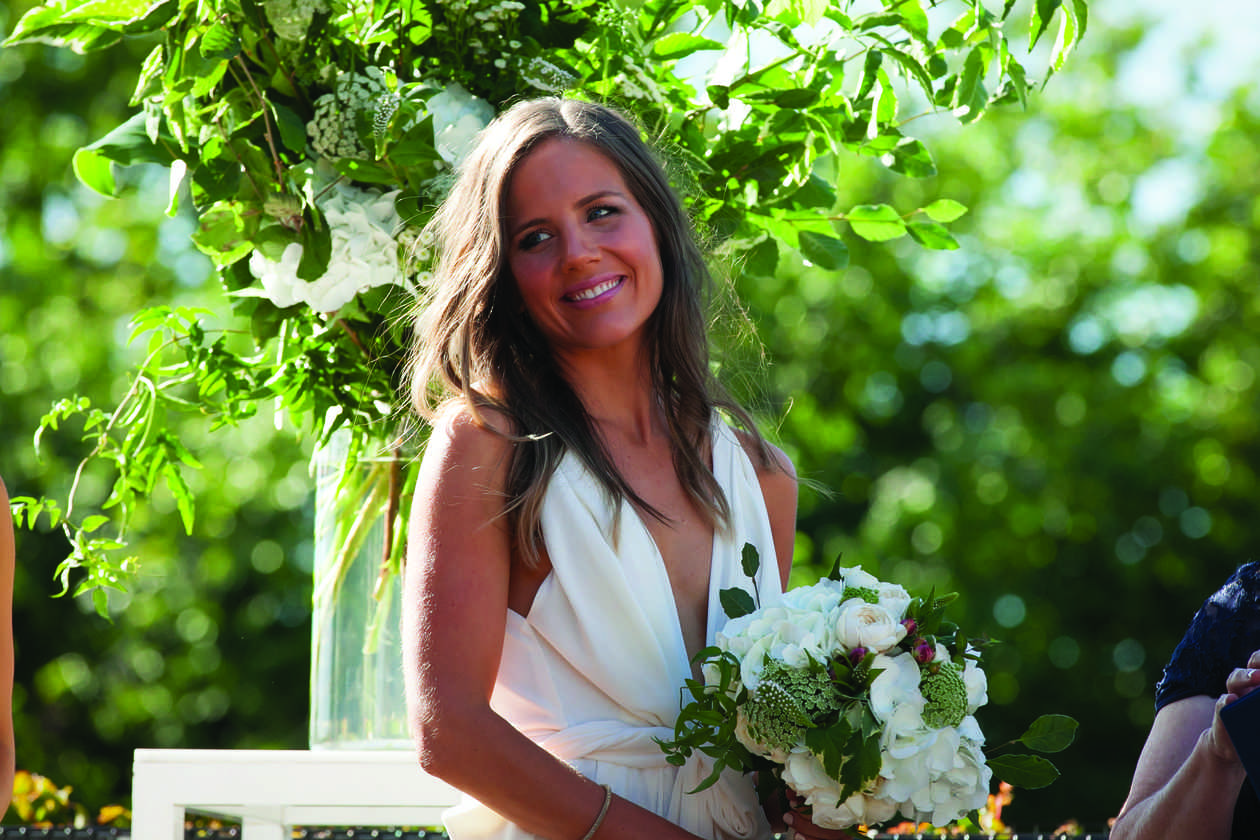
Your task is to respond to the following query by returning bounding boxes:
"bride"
[401,97,832,840]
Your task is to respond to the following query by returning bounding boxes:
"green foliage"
[3,0,1088,603]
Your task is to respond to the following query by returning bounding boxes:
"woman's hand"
[1209,648,1260,762]
[780,791,863,840]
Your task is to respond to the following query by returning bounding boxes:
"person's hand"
[1208,648,1260,762]
[780,791,862,840]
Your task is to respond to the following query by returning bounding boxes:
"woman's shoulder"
[424,399,516,481]
[727,424,795,483]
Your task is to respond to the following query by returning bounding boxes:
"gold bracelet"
[580,783,612,840]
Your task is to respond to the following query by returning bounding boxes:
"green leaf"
[827,552,844,581]
[988,753,1061,789]
[81,515,109,534]
[719,587,756,619]
[651,32,725,60]
[1030,0,1063,49]
[954,46,989,122]
[845,204,906,242]
[1049,0,1082,73]
[199,22,240,61]
[804,718,853,779]
[707,84,730,109]
[799,231,849,270]
[297,219,332,282]
[907,221,959,250]
[272,103,308,154]
[740,543,760,579]
[80,110,176,168]
[772,88,819,109]
[1018,714,1079,753]
[92,587,110,619]
[924,199,968,222]
[883,137,935,178]
[72,147,117,196]
[190,201,256,266]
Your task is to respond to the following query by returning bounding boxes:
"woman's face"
[504,137,663,361]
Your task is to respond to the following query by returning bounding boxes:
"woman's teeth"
[569,277,621,301]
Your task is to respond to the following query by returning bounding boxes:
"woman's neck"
[556,344,660,447]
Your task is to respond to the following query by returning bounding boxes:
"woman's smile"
[564,274,625,305]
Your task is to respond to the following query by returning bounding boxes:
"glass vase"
[309,430,412,749]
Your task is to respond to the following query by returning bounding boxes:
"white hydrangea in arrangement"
[426,83,494,167]
[307,67,392,160]
[247,183,411,313]
[711,568,992,830]
[663,559,1028,834]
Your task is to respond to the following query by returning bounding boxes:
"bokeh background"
[2,0,1258,830]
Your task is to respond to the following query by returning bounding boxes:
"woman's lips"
[563,275,625,305]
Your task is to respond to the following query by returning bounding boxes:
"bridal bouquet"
[660,548,1075,833]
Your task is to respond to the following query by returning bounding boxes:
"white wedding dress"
[442,421,782,840]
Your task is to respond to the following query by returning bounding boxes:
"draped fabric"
[443,421,781,840]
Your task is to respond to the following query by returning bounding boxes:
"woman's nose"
[561,227,599,270]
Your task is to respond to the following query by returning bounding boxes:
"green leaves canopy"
[4,0,1087,602]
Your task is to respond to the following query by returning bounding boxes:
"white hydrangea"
[426,83,494,168]
[782,749,899,830]
[307,67,391,160]
[247,184,407,312]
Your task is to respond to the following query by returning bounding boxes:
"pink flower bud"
[913,639,935,665]
[849,646,869,665]
[901,618,918,636]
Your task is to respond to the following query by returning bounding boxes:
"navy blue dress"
[1155,562,1260,837]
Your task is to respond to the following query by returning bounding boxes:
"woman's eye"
[588,205,618,221]
[519,229,551,250]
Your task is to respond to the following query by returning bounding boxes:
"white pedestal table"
[132,749,460,840]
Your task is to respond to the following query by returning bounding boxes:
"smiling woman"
[400,97,803,840]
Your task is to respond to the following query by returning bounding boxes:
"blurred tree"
[737,7,1260,829]
[0,0,312,814]
[3,0,1258,833]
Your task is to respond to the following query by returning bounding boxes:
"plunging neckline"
[517,430,726,676]
[621,495,718,677]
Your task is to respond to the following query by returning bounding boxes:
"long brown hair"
[407,97,772,566]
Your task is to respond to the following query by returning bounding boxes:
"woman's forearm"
[1112,727,1247,840]
[415,701,702,840]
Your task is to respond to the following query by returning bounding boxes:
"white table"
[132,749,460,839]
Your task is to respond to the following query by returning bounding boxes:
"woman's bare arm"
[403,406,702,839]
[0,478,16,819]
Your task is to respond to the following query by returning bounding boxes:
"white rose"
[875,581,912,620]
[834,600,906,654]
[427,83,494,167]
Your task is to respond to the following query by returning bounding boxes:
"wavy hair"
[406,97,772,566]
